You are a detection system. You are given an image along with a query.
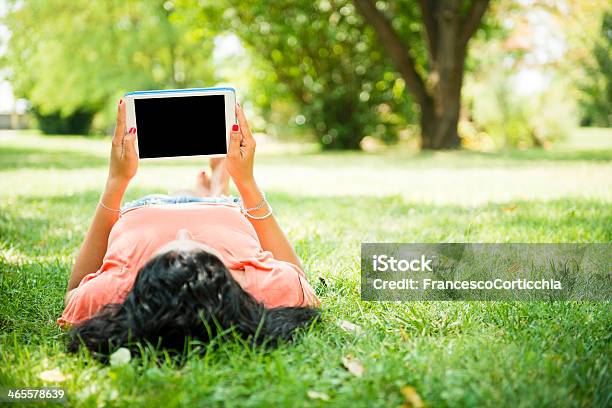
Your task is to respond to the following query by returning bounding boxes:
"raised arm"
[225,104,302,269]
[65,100,138,302]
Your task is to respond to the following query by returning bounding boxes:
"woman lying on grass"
[60,100,319,359]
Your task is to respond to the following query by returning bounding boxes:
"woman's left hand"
[108,99,138,183]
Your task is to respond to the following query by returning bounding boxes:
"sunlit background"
[0,0,609,151]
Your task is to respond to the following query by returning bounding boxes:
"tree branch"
[459,0,490,49]
[417,0,438,60]
[353,0,430,106]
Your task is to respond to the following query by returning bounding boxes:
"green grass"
[1,128,611,407]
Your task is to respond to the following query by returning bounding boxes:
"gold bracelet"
[99,200,121,212]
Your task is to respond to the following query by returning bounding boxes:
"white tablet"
[124,87,236,159]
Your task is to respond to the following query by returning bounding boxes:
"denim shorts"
[121,194,240,212]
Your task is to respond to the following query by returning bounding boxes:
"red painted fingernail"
[129,127,136,134]
[119,99,123,106]
[232,124,239,132]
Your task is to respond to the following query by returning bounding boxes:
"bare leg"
[210,157,230,196]
[169,158,229,198]
[169,170,212,197]
[194,170,213,197]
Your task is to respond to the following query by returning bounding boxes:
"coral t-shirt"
[58,202,319,327]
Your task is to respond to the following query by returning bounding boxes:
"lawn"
[0,128,611,407]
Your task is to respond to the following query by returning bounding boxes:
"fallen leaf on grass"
[399,327,410,341]
[109,347,131,366]
[337,320,363,335]
[506,262,520,274]
[400,385,424,408]
[38,368,70,383]
[307,390,330,401]
[341,355,365,377]
[502,204,518,212]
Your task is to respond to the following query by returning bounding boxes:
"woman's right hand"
[108,99,138,184]
[226,103,257,190]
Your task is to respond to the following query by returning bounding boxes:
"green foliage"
[2,0,217,134]
[2,0,607,148]
[464,33,578,149]
[210,0,415,149]
[33,108,97,135]
[579,11,612,127]
[467,76,577,149]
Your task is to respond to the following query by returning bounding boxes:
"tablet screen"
[134,95,227,158]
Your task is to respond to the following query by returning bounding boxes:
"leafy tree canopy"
[2,0,217,132]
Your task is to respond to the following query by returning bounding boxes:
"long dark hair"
[67,249,319,360]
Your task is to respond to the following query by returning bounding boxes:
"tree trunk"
[419,57,464,150]
[422,8,466,149]
[420,95,461,150]
[353,0,490,150]
[421,1,464,150]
